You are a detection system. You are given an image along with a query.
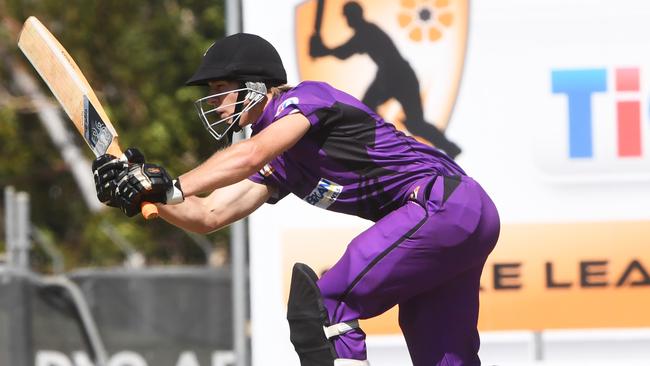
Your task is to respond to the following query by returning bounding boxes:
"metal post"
[226,1,248,364]
[5,190,32,365]
[15,192,30,269]
[226,0,242,37]
[8,270,32,366]
[4,186,16,267]
[231,217,248,366]
[531,331,544,361]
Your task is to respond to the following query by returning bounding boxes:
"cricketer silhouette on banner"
[309,1,462,159]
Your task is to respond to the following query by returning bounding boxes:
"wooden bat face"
[18,16,121,157]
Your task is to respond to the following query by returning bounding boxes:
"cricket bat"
[17,16,158,219]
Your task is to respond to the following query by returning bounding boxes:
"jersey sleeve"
[247,159,290,205]
[271,82,335,133]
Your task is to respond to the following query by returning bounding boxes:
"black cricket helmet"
[186,33,287,87]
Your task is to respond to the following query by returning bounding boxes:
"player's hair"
[270,84,294,98]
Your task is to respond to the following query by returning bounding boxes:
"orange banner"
[282,221,650,334]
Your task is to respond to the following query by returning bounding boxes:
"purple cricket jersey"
[248,81,466,222]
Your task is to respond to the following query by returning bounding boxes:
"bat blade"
[18,16,158,219]
[18,16,120,157]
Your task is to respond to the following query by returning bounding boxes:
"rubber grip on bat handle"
[141,201,158,219]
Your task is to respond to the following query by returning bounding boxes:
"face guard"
[194,81,267,144]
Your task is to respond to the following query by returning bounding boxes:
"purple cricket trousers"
[317,175,500,365]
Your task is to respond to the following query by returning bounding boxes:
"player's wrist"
[165,178,185,205]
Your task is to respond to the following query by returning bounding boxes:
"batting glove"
[91,148,146,207]
[114,162,184,217]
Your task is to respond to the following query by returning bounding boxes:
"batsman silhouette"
[310,1,461,159]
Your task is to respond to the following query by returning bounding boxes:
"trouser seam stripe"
[334,211,429,313]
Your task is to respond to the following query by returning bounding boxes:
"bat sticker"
[83,95,113,157]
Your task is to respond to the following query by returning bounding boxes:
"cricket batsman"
[92,32,500,366]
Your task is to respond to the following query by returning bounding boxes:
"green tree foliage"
[0,0,231,271]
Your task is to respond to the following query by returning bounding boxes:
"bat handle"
[141,201,159,219]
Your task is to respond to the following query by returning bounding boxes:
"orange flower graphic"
[398,0,454,42]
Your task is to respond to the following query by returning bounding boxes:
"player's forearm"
[157,179,269,234]
[179,113,310,198]
[156,196,226,234]
[179,139,264,197]
[158,196,236,234]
